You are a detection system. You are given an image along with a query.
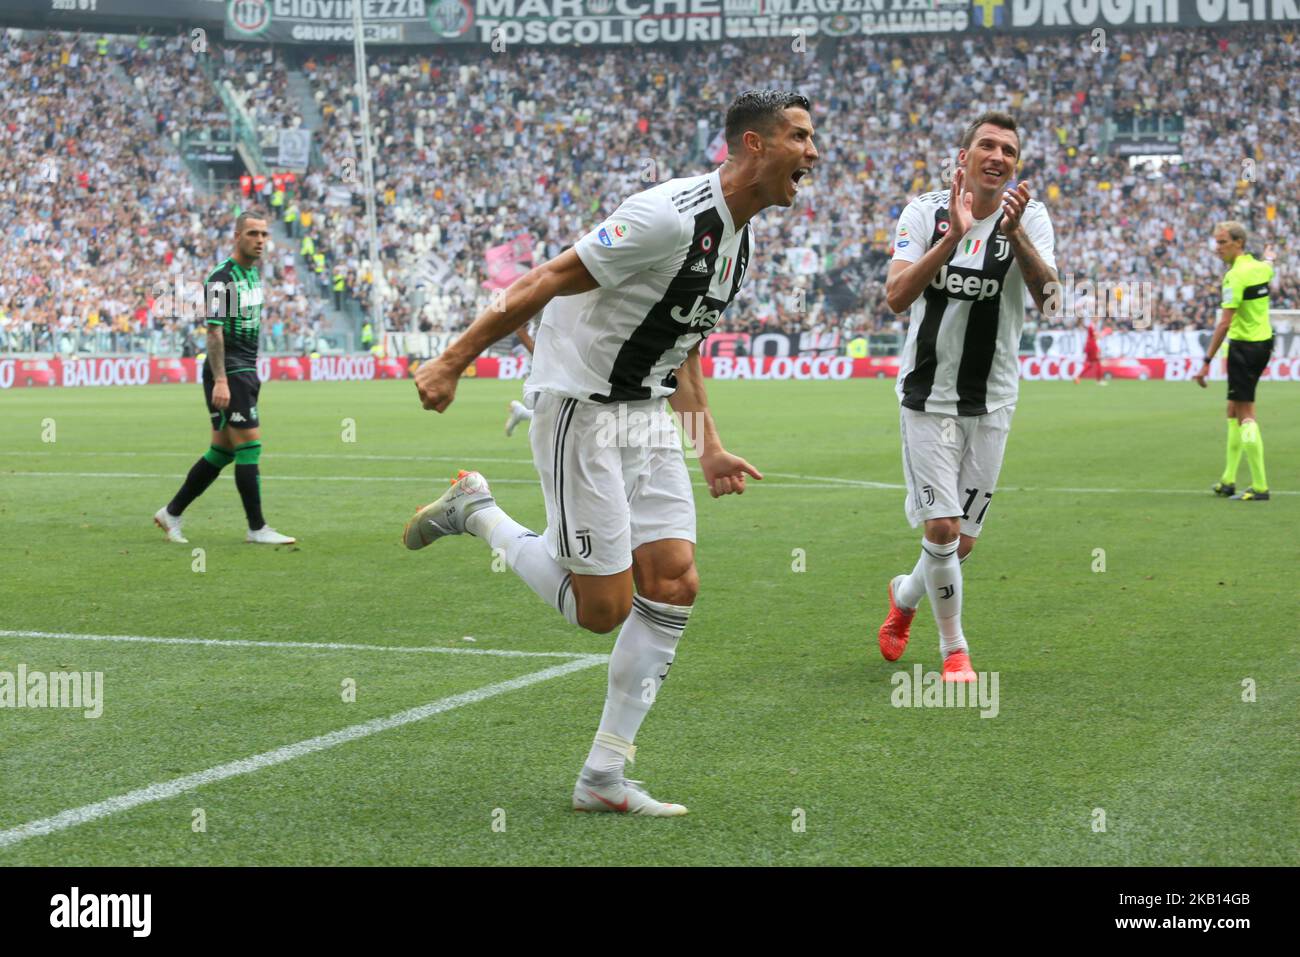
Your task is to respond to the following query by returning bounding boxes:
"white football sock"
[468,507,578,626]
[896,553,927,610]
[899,540,971,611]
[583,595,691,780]
[919,537,967,656]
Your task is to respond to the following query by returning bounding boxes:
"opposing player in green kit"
[154,209,297,544]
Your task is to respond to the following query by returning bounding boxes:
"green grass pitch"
[0,376,1295,865]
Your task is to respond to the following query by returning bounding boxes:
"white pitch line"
[1005,485,1298,496]
[1,449,536,465]
[2,469,1295,496]
[0,470,538,484]
[0,470,866,490]
[0,630,605,662]
[0,656,605,850]
[762,471,890,488]
[0,452,874,482]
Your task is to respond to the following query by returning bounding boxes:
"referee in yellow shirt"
[1193,222,1274,501]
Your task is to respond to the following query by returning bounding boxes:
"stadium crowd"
[293,25,1298,340]
[1,25,1295,355]
[0,31,325,355]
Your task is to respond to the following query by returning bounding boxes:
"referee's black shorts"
[203,367,261,430]
[1226,338,1273,403]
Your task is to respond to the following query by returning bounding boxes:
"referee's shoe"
[1231,487,1270,501]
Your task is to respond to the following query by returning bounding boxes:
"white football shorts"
[528,391,696,576]
[898,404,1015,538]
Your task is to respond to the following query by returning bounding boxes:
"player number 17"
[962,488,993,524]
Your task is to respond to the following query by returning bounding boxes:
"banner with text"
[224,0,727,45]
[969,0,1300,32]
[8,350,1300,388]
[723,0,970,38]
[1034,329,1300,359]
[19,0,1297,45]
[0,355,414,388]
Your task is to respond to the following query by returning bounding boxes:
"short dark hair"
[725,89,811,151]
[235,208,269,232]
[959,111,1020,153]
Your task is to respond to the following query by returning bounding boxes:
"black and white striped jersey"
[526,169,752,403]
[891,190,1056,416]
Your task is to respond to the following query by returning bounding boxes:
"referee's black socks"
[167,445,235,517]
[233,440,265,530]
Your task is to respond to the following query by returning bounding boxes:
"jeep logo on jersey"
[670,295,723,329]
[931,265,1002,302]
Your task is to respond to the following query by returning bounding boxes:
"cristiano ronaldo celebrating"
[876,112,1057,681]
[405,91,818,815]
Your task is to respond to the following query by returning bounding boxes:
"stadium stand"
[1,25,1295,355]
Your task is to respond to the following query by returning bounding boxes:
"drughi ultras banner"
[971,0,1300,30]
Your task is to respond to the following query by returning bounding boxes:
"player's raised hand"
[949,167,974,238]
[1000,180,1032,235]
[415,356,460,412]
[699,449,763,498]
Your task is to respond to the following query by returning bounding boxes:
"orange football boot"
[878,575,915,661]
[942,650,977,683]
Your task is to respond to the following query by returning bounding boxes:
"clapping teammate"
[877,113,1058,680]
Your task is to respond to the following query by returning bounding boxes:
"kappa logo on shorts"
[921,485,936,507]
[229,412,247,423]
[575,529,592,559]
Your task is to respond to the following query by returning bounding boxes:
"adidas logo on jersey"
[689,258,709,273]
[931,265,1002,302]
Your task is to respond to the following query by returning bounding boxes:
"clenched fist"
[415,357,461,412]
